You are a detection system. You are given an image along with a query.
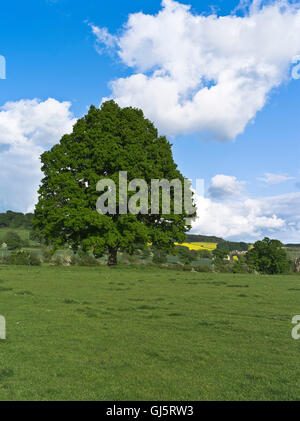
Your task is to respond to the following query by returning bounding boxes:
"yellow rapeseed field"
[174,242,217,251]
[148,242,217,251]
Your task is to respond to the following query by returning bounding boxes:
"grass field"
[0,228,30,241]
[1,265,300,401]
[0,228,40,248]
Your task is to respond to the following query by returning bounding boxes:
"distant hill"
[185,234,225,243]
[0,210,33,229]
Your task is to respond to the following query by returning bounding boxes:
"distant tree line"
[0,211,33,229]
[216,241,249,252]
[185,234,224,243]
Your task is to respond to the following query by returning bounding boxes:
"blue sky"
[0,0,300,242]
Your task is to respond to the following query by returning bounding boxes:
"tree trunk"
[108,247,118,266]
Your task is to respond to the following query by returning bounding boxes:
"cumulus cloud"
[208,174,245,199]
[192,194,285,240]
[192,175,300,242]
[0,98,76,212]
[92,0,300,139]
[258,172,295,184]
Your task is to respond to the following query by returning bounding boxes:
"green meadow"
[0,228,30,242]
[0,265,300,401]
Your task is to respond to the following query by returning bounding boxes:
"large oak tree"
[33,101,195,265]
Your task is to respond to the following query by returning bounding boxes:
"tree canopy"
[33,101,195,265]
[246,237,291,274]
[212,247,229,260]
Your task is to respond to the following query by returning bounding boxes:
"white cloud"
[208,174,245,199]
[192,175,300,242]
[0,98,76,212]
[258,172,295,184]
[192,194,285,240]
[92,0,300,139]
[89,23,118,53]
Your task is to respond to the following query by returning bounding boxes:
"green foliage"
[53,255,72,266]
[197,249,212,258]
[1,231,22,250]
[152,248,168,264]
[213,259,232,273]
[28,252,42,266]
[176,245,195,265]
[41,247,55,263]
[212,247,229,260]
[217,241,249,252]
[212,254,250,273]
[70,254,100,266]
[21,238,30,248]
[120,242,150,262]
[246,237,291,274]
[33,101,195,266]
[29,228,43,243]
[140,245,151,260]
[231,260,250,274]
[120,251,140,265]
[0,210,33,229]
[185,234,224,243]
[2,250,41,266]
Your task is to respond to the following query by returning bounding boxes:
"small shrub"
[152,249,168,264]
[3,251,41,266]
[53,255,71,266]
[182,264,193,271]
[41,247,55,263]
[231,261,250,273]
[213,260,232,273]
[53,256,63,266]
[29,252,41,266]
[70,254,99,266]
[197,249,212,258]
[70,255,81,266]
[79,255,99,266]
